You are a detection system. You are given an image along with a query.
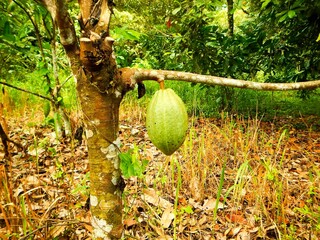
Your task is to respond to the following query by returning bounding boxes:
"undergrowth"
[1,80,320,239]
[0,100,319,238]
[119,102,320,239]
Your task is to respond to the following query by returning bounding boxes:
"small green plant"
[19,195,29,236]
[295,205,320,230]
[71,172,90,197]
[53,159,65,179]
[119,144,149,179]
[179,205,193,214]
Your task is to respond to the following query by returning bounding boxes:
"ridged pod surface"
[146,88,188,155]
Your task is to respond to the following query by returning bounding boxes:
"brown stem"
[159,80,165,90]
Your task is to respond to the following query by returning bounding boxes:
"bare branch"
[94,0,113,35]
[78,0,93,25]
[120,68,320,91]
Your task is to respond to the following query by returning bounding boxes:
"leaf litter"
[0,111,319,239]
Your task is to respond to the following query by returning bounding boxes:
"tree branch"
[119,68,320,91]
[13,0,45,59]
[0,81,53,102]
[39,0,80,75]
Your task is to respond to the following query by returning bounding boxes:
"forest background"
[0,0,320,239]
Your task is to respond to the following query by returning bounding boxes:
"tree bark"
[227,0,234,37]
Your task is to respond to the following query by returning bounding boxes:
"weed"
[171,156,182,240]
[119,144,149,179]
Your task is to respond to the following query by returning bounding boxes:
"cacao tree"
[26,0,320,239]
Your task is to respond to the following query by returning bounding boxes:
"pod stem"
[159,80,165,90]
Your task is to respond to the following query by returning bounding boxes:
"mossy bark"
[77,75,124,238]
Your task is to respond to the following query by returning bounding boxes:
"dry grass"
[121,103,320,239]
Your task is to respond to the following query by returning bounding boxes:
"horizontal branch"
[0,81,52,102]
[119,68,320,91]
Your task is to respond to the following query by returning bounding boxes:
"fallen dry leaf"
[225,226,242,237]
[202,198,225,211]
[225,213,248,225]
[160,207,175,228]
[124,217,137,227]
[142,188,173,209]
[237,231,250,240]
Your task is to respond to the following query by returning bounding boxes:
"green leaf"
[181,205,194,214]
[43,101,50,117]
[2,33,15,42]
[3,21,11,35]
[287,10,296,19]
[261,0,272,10]
[172,7,181,15]
[113,27,142,41]
[119,146,149,179]
[119,151,134,178]
[316,34,320,42]
[292,0,304,9]
[278,13,288,22]
[125,29,142,41]
[37,67,49,76]
[57,96,63,103]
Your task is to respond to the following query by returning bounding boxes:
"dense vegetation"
[1,0,320,116]
[113,0,320,115]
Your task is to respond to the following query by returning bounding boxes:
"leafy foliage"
[113,0,320,113]
[0,0,74,109]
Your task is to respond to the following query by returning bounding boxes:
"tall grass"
[121,81,320,120]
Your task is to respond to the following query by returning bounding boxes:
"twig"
[60,75,73,88]
[0,123,23,158]
[0,81,53,102]
[19,219,91,240]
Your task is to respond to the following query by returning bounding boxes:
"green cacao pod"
[43,101,51,117]
[146,88,188,155]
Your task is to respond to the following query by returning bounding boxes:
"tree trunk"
[227,0,234,37]
[40,0,129,238]
[73,1,127,237]
[76,68,124,239]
